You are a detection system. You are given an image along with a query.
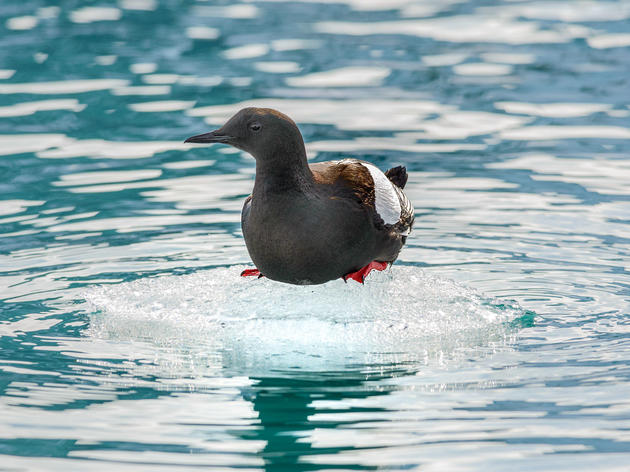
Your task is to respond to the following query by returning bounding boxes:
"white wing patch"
[362,163,401,225]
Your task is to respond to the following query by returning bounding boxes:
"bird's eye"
[249,122,262,132]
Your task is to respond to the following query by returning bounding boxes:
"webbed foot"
[342,261,388,284]
[241,268,264,278]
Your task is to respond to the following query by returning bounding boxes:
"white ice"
[84,266,523,375]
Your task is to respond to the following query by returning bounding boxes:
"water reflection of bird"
[186,108,414,285]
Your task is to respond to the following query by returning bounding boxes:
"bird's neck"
[253,149,314,197]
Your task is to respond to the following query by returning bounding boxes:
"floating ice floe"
[85,266,525,375]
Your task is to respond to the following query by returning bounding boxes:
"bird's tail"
[385,165,408,189]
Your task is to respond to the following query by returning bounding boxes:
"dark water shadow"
[238,366,416,472]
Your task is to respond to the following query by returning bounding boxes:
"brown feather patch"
[311,160,375,209]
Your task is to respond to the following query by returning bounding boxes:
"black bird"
[185,107,414,285]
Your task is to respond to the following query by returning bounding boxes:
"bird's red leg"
[241,268,264,278]
[342,261,388,284]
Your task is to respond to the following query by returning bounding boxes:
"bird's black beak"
[184,129,232,144]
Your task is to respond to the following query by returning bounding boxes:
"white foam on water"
[119,0,157,11]
[185,26,220,41]
[69,7,122,24]
[141,74,180,84]
[84,266,523,374]
[223,44,270,60]
[495,101,612,118]
[129,62,157,74]
[128,100,196,113]
[194,4,260,19]
[6,16,38,30]
[111,85,170,96]
[314,15,592,45]
[36,138,192,159]
[453,63,513,76]
[500,125,630,141]
[0,99,85,118]
[588,33,630,49]
[286,67,390,88]
[257,0,430,12]
[0,79,129,95]
[270,39,322,51]
[254,61,301,74]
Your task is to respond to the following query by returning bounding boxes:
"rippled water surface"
[1,0,630,470]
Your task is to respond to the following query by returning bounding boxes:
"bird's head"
[185,107,306,162]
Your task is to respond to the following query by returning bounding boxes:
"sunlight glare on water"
[1,0,630,470]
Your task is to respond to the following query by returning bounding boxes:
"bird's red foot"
[241,268,264,278]
[342,261,388,284]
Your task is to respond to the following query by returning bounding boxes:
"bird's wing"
[241,194,252,234]
[310,159,413,234]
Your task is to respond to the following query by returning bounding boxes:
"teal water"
[1,0,630,470]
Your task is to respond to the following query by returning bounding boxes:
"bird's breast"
[241,193,374,283]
